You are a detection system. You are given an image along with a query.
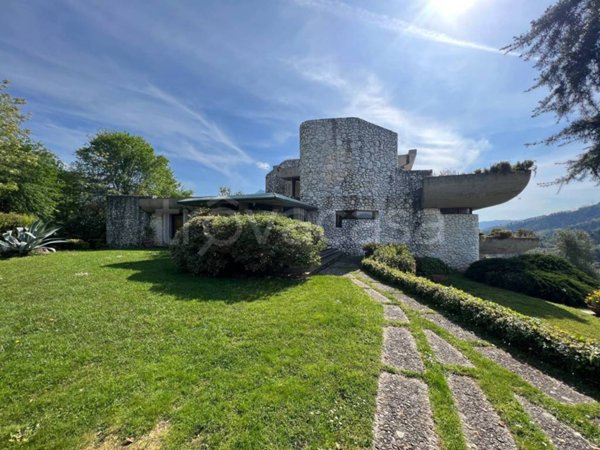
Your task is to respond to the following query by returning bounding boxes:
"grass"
[355,273,600,450]
[0,250,383,449]
[446,273,600,342]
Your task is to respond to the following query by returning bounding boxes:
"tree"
[218,186,243,196]
[552,228,598,276]
[0,81,62,219]
[74,131,190,197]
[505,0,600,184]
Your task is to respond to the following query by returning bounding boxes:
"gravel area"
[516,396,598,450]
[478,347,593,404]
[384,305,408,322]
[374,372,439,450]
[383,327,424,372]
[425,313,479,341]
[448,375,517,449]
[424,330,473,367]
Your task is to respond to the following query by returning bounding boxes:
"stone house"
[106,117,531,269]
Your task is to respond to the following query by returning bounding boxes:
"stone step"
[478,347,593,404]
[384,305,408,322]
[448,375,517,449]
[424,330,473,367]
[383,327,424,373]
[516,396,598,450]
[374,373,439,450]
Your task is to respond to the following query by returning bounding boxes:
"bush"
[416,256,452,277]
[370,244,416,274]
[170,213,327,276]
[0,220,66,256]
[488,228,513,239]
[515,229,537,238]
[465,254,598,307]
[0,212,36,233]
[55,239,90,251]
[586,290,600,315]
[363,242,379,258]
[362,257,600,381]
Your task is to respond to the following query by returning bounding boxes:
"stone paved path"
[341,270,599,450]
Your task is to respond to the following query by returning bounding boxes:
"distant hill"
[480,202,600,236]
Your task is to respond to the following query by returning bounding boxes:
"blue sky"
[1,0,598,221]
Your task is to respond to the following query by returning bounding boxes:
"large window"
[335,210,378,227]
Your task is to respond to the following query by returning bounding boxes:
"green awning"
[178,193,317,210]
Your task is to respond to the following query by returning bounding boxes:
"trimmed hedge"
[415,256,451,277]
[465,254,598,307]
[364,243,416,274]
[171,213,327,276]
[362,257,600,381]
[0,212,36,233]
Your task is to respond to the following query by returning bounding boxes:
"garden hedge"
[0,212,36,233]
[171,212,327,276]
[362,257,600,381]
[465,254,598,307]
[415,256,451,277]
[363,243,416,274]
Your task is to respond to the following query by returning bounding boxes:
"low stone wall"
[479,237,539,258]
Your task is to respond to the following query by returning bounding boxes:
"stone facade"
[266,117,486,269]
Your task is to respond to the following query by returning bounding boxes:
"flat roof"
[178,193,317,210]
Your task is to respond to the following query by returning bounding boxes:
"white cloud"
[256,161,271,170]
[291,0,513,56]
[288,58,489,171]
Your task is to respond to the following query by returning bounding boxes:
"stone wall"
[106,196,151,247]
[416,209,480,270]
[265,159,300,196]
[479,237,538,258]
[299,117,402,254]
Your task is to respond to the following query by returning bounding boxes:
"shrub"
[473,160,535,175]
[0,212,36,233]
[170,213,327,276]
[362,257,600,381]
[488,228,513,239]
[55,239,91,251]
[0,220,67,256]
[363,242,379,258]
[371,244,416,274]
[586,290,600,315]
[416,256,452,277]
[465,254,598,307]
[515,229,537,238]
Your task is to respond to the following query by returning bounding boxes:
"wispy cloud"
[288,57,489,171]
[292,0,511,55]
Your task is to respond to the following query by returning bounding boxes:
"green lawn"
[0,250,383,449]
[447,274,600,342]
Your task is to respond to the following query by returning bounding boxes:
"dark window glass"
[336,210,378,227]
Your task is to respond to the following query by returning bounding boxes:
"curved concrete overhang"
[422,171,531,210]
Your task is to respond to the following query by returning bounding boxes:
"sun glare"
[429,0,478,18]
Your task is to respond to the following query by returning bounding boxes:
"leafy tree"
[552,228,598,276]
[0,81,62,219]
[218,186,243,196]
[504,0,600,184]
[74,131,190,197]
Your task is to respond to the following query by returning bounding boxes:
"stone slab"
[383,327,424,373]
[426,313,478,341]
[516,396,598,450]
[424,330,473,367]
[374,372,439,450]
[384,305,408,322]
[448,375,517,449]
[478,347,593,404]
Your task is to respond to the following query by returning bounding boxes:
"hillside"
[480,202,600,236]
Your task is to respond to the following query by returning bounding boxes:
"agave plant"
[0,220,67,256]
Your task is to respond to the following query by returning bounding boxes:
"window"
[336,210,378,227]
